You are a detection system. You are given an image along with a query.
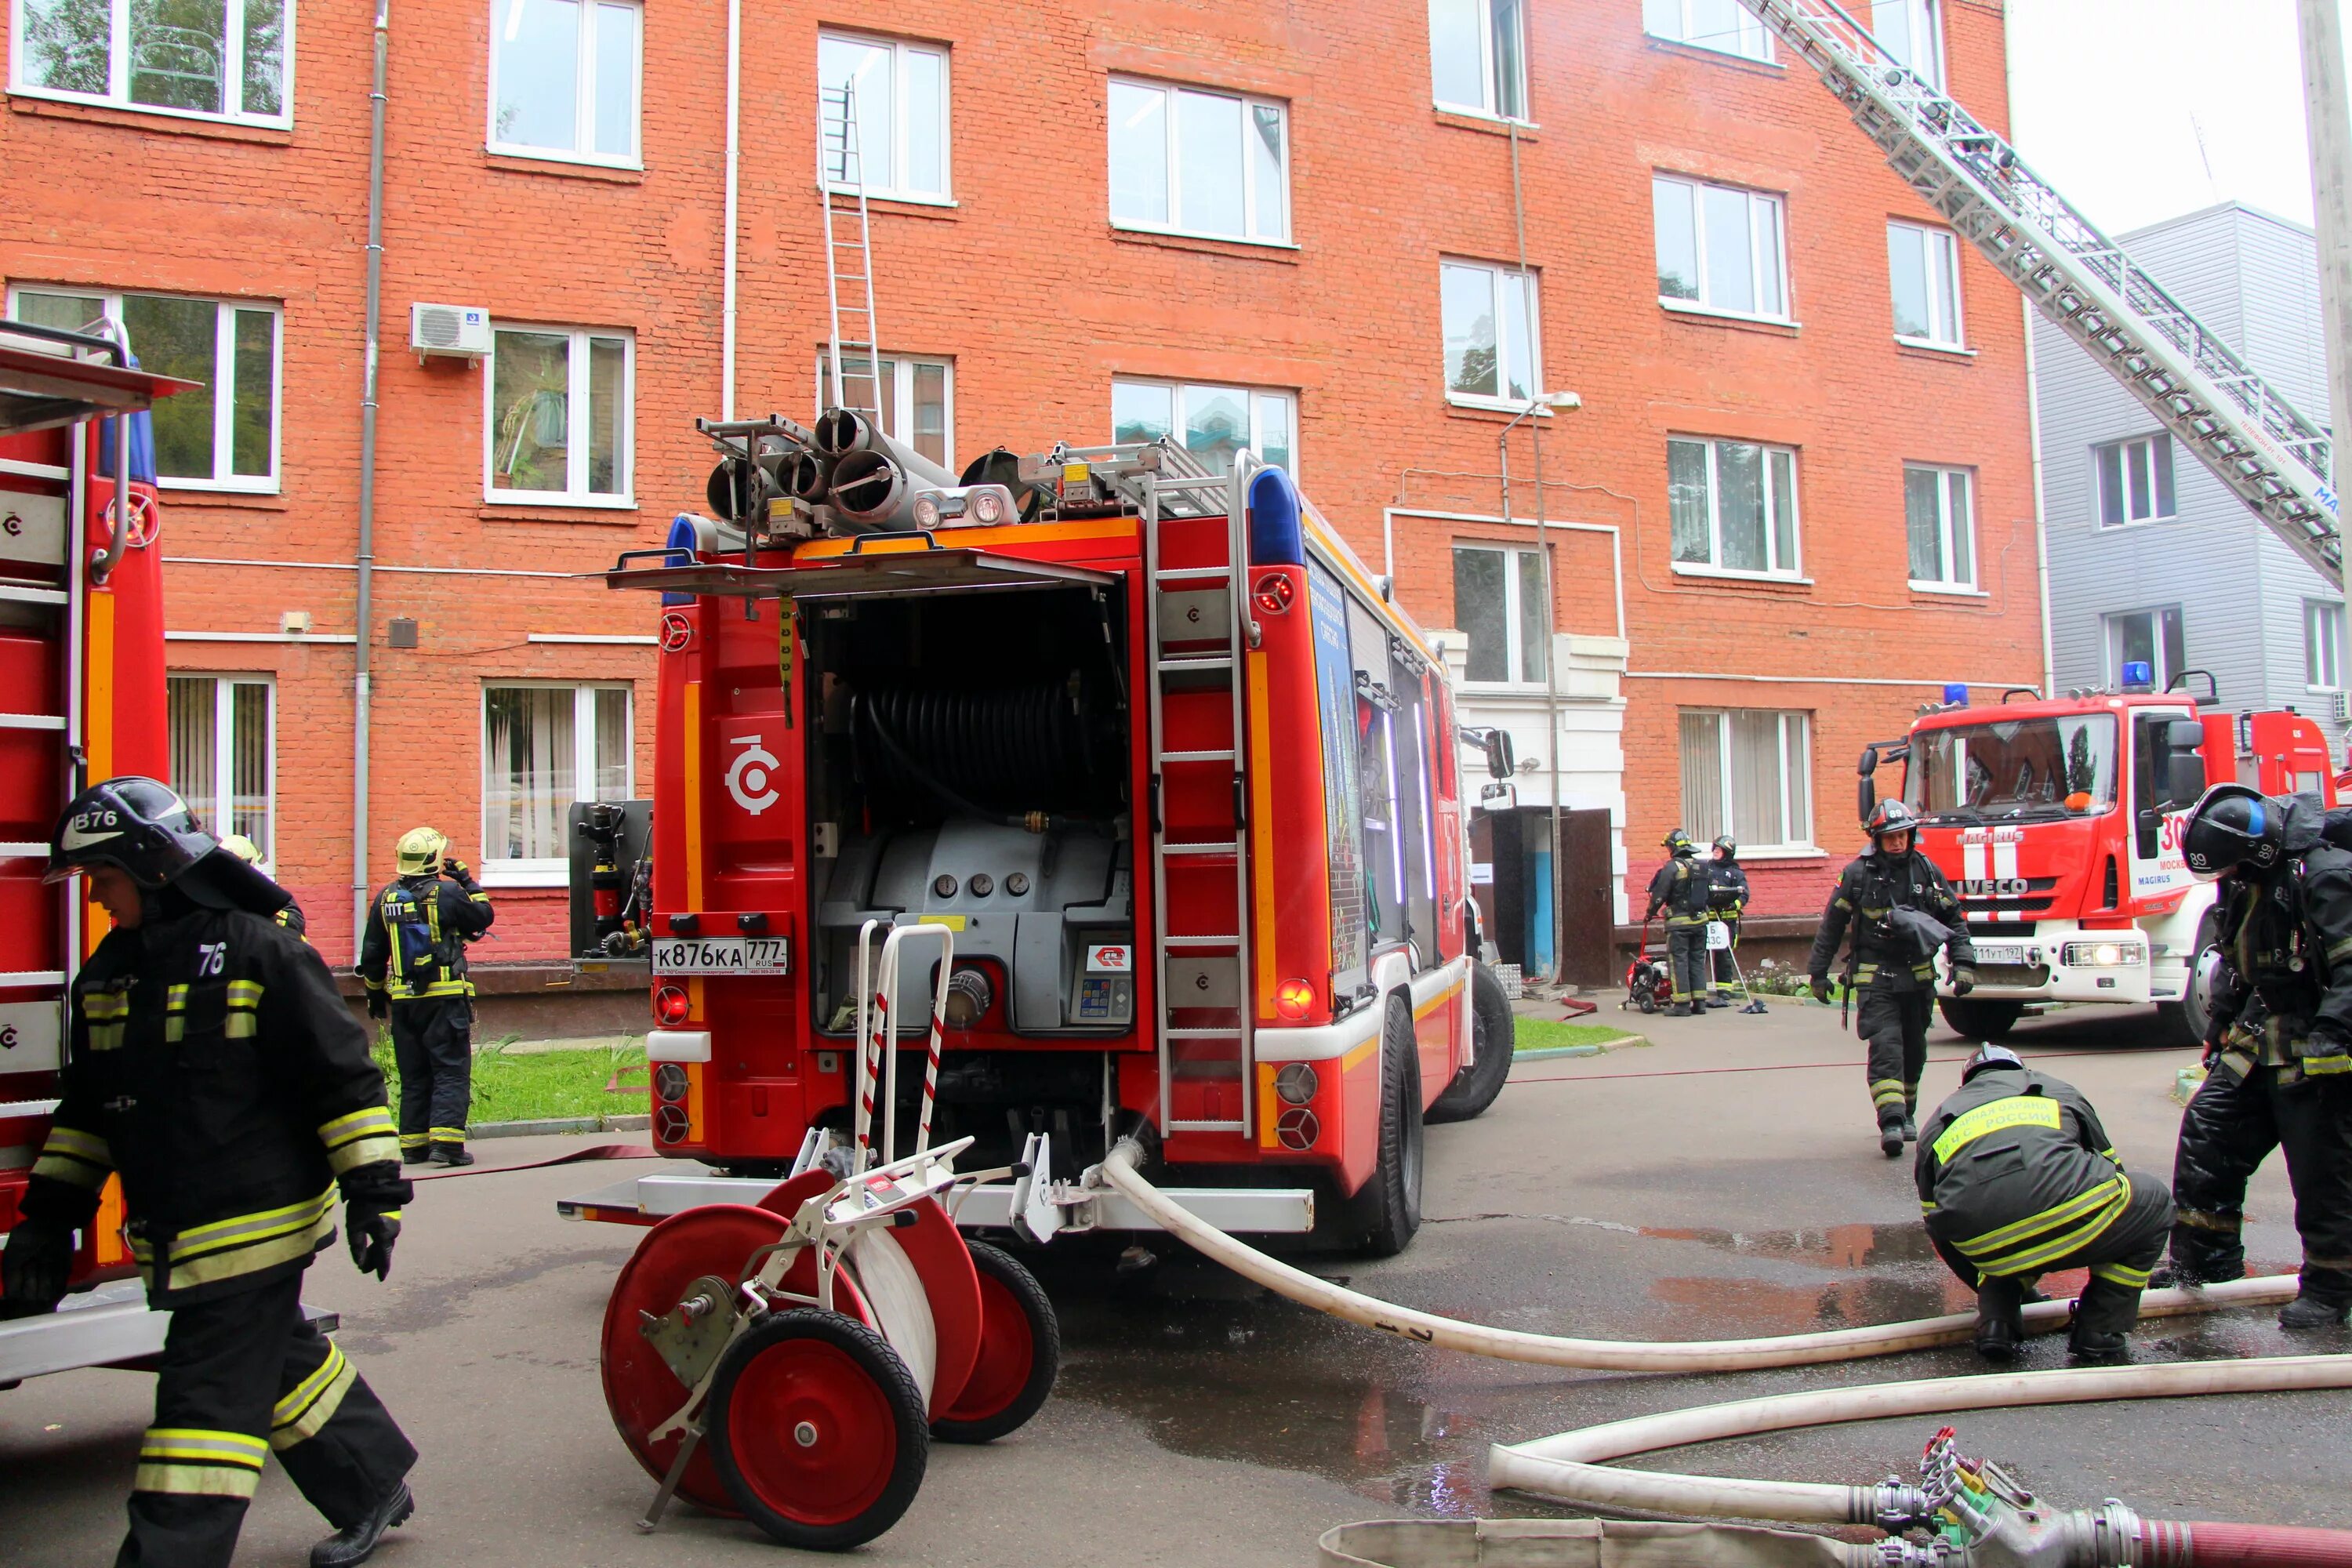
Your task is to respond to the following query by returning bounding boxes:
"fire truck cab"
[1859,671,2339,1044]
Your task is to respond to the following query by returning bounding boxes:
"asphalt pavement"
[4,997,2347,1566]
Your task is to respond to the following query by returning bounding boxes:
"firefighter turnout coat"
[1806,848,1974,994]
[1915,1066,2138,1280]
[23,907,405,1305]
[358,869,495,1004]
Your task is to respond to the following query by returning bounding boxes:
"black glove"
[366,989,389,1020]
[442,859,474,887]
[1,1219,74,1318]
[347,1202,401,1281]
[1949,964,1977,997]
[1810,976,1832,1006]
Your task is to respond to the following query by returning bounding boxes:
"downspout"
[720,0,739,418]
[1508,118,1566,982]
[2007,5,2053,699]
[354,0,387,949]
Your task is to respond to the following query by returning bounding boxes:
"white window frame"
[813,352,956,469]
[8,0,295,125]
[1874,0,1944,88]
[1428,0,1529,122]
[480,681,634,886]
[1667,435,1803,580]
[2093,433,2178,528]
[1653,174,1791,324]
[483,324,635,507]
[1450,541,1550,689]
[1642,0,1775,62]
[1680,708,1815,857]
[1439,258,1544,412]
[2309,599,2346,692]
[486,0,643,168]
[1905,463,1976,592]
[1109,378,1297,477]
[2103,606,2185,691]
[818,30,953,205]
[8,285,285,493]
[169,673,276,859]
[1105,76,1291,246]
[1887,220,1965,348]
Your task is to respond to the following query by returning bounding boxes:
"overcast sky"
[2005,0,2339,237]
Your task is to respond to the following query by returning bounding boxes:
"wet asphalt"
[4,997,2347,1566]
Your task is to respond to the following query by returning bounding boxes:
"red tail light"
[653,985,690,1026]
[1275,978,1315,1022]
[1252,572,1294,615]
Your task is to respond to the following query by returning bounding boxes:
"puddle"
[1639,1221,1943,1269]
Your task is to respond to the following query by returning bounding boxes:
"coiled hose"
[856,681,1116,828]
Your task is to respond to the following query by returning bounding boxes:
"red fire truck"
[1858,672,2339,1046]
[564,424,1515,1256]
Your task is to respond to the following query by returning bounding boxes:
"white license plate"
[1973,942,2031,966]
[653,936,791,976]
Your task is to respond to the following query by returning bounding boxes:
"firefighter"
[359,826,495,1167]
[2165,785,2352,1330]
[1643,829,1713,1018]
[1809,798,1978,1156]
[220,831,305,937]
[0,777,416,1567]
[1917,1044,2174,1363]
[1705,834,1751,1008]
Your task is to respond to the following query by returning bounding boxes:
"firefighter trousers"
[118,1269,415,1568]
[390,995,472,1155]
[1710,919,1742,993]
[1858,989,1932,1131]
[1932,1174,2173,1339]
[1665,922,1710,1006]
[2171,1063,2352,1306]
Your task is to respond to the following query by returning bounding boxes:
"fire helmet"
[1712,834,1737,858]
[1662,828,1698,858]
[45,776,217,889]
[1962,1044,2025,1083]
[396,826,449,877]
[1867,797,1921,845]
[2181,784,2283,880]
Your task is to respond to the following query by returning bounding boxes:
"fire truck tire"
[1429,962,1515,1123]
[1936,996,2024,1042]
[930,1241,1059,1443]
[708,1308,929,1551]
[2164,909,2224,1048]
[1351,995,1426,1258]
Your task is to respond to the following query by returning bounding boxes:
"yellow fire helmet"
[218,833,271,877]
[395,826,448,877]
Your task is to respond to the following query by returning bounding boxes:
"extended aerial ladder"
[817,81,884,423]
[1748,0,2341,583]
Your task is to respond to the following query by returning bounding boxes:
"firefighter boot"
[429,1143,475,1168]
[1878,1111,1905,1160]
[1901,1115,1919,1144]
[1973,1276,2025,1363]
[1705,991,1732,1009]
[311,1480,414,1568]
[1666,1002,1694,1018]
[2278,1295,2351,1330]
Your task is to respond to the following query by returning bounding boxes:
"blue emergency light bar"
[1942,683,1969,706]
[2122,660,2154,691]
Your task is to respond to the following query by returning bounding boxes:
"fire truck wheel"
[1429,961,1515,1123]
[708,1308,929,1551]
[1936,996,2024,1042]
[1352,994,1426,1258]
[2165,909,2224,1048]
[930,1241,1060,1443]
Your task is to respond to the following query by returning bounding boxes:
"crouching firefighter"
[1809,799,1978,1156]
[2167,785,2352,1330]
[1,777,416,1568]
[1918,1044,2174,1363]
[359,826,495,1167]
[1644,829,1713,1017]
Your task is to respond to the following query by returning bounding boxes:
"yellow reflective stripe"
[328,1135,401,1176]
[40,1125,111,1164]
[31,1154,110,1188]
[429,1127,466,1141]
[140,1427,267,1468]
[172,1187,335,1257]
[398,1133,430,1149]
[165,984,188,1011]
[224,1013,257,1039]
[1932,1094,2063,1164]
[2328,935,2352,964]
[165,1018,184,1042]
[319,1106,394,1145]
[88,1022,126,1051]
[82,993,129,1019]
[135,1463,263,1498]
[271,1344,358,1448]
[169,1206,337,1290]
[1988,1199,2129,1274]
[2092,1261,2152,1288]
[1834,895,1852,910]
[227,980,263,1007]
[1920,1200,1938,1212]
[1955,1178,2124,1255]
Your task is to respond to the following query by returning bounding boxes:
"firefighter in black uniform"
[1644,829,1713,1017]
[1705,834,1751,1008]
[222,831,305,938]
[1,777,416,1568]
[359,826,495,1167]
[2166,785,2352,1330]
[1917,1044,2174,1363]
[1809,798,1978,1156]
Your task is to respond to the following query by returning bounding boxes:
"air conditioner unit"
[409,303,492,361]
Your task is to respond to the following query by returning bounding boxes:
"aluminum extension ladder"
[1745,0,2340,581]
[816,82,883,420]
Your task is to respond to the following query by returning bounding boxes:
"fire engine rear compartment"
[804,575,1140,1175]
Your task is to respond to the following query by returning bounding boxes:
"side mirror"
[1859,775,1876,824]
[2167,720,2209,750]
[1483,729,1517,781]
[2168,754,2207,804]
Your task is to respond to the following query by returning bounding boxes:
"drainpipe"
[354,0,387,949]
[2006,5,2053,700]
[721,0,739,417]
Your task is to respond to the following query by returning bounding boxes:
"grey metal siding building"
[2033,202,2345,747]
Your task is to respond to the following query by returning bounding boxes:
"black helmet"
[1866,797,1921,845]
[1662,828,1697,858]
[2182,784,2284,880]
[1962,1044,2025,1083]
[45,776,216,889]
[1712,834,1737,858]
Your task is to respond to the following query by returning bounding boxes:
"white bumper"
[1960,924,2164,1005]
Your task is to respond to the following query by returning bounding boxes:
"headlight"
[1274,1062,1319,1105]
[912,493,945,530]
[2061,941,2143,967]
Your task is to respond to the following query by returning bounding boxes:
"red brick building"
[2,0,2042,983]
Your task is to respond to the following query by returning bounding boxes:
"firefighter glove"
[366,989,389,1020]
[1810,976,1833,1006]
[442,858,472,885]
[1950,964,1977,997]
[347,1203,401,1282]
[1,1218,74,1318]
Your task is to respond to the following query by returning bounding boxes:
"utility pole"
[2297,0,2352,623]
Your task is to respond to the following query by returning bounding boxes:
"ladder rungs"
[1163,935,1241,948]
[1158,749,1235,763]
[1167,1118,1249,1132]
[1161,841,1238,856]
[1164,1027,1243,1038]
[1158,655,1233,672]
[1156,567,1231,583]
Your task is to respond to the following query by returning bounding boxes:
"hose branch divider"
[1091,1140,2299,1374]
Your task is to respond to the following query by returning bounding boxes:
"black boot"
[401,1149,430,1166]
[1900,1115,1918,1144]
[1705,993,1731,1009]
[2067,1327,2129,1363]
[2279,1296,2351,1330]
[312,1481,414,1568]
[1973,1313,2020,1363]
[1665,1002,1693,1018]
[429,1144,474,1167]
[1878,1120,1905,1159]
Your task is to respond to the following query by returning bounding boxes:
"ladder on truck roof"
[817,82,884,422]
[1746,0,2341,582]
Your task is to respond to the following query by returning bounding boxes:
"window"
[483,684,632,881]
[1653,176,1788,320]
[489,0,640,165]
[1451,543,1548,685]
[10,288,280,491]
[1642,0,1773,61]
[169,675,273,858]
[1668,436,1801,577]
[2094,434,2177,527]
[1680,710,1813,853]
[1108,78,1289,244]
[1873,0,1943,88]
[1112,379,1293,476]
[485,325,632,504]
[2308,600,2344,690]
[818,353,953,468]
[1428,0,1526,119]
[1888,222,1963,347]
[1904,464,1975,589]
[2105,607,2185,690]
[818,31,949,202]
[1440,260,1541,406]
[11,0,288,123]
